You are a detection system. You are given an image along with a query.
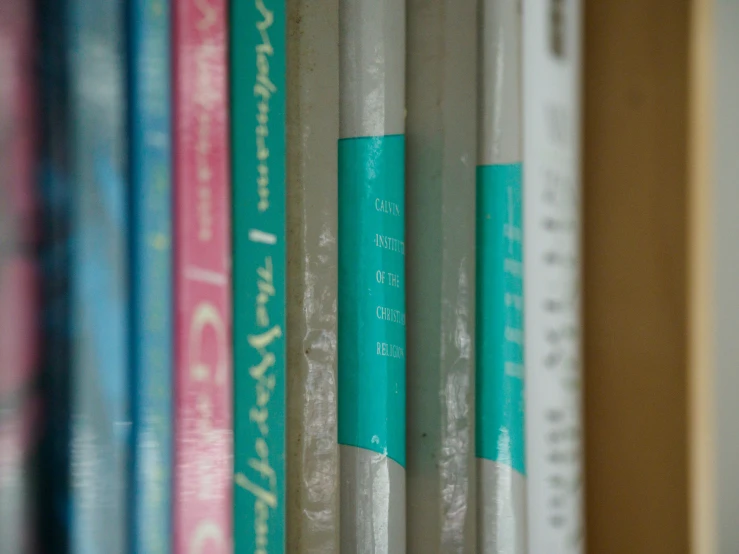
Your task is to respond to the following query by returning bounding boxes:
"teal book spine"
[127,0,172,551]
[231,1,287,552]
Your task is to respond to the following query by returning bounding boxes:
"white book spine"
[523,0,584,552]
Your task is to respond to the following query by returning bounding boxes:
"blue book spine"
[127,0,172,552]
[67,0,129,551]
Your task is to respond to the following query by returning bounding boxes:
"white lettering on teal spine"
[376,342,405,359]
[373,234,405,254]
[375,306,406,325]
[374,197,402,216]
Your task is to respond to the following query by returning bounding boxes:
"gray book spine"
[338,0,406,552]
[287,0,340,552]
[405,0,478,551]
[477,1,527,552]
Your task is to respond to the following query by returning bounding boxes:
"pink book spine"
[0,0,38,396]
[0,1,40,551]
[173,0,233,551]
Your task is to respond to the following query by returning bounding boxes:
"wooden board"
[583,1,691,552]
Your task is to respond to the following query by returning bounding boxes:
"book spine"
[404,0,477,550]
[173,0,233,551]
[285,0,339,552]
[476,1,526,552]
[0,1,41,552]
[523,0,583,552]
[338,0,406,552]
[37,0,72,549]
[128,0,172,552]
[231,0,287,552]
[67,0,130,551]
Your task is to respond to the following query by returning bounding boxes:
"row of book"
[0,0,582,552]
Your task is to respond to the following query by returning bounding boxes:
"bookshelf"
[583,1,691,553]
[585,0,739,552]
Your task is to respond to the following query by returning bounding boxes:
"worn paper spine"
[0,0,41,551]
[173,0,233,550]
[338,1,406,552]
[127,0,173,551]
[286,0,340,552]
[476,0,527,552]
[231,0,288,552]
[523,0,584,551]
[67,0,130,550]
[405,0,477,551]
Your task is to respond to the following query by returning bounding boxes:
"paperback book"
[476,0,526,552]
[338,1,407,551]
[0,1,41,551]
[36,0,73,549]
[405,0,477,550]
[127,0,173,551]
[231,0,287,551]
[523,0,584,552]
[173,0,233,551]
[67,0,130,551]
[285,0,339,552]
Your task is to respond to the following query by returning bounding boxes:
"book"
[231,0,287,552]
[338,0,406,551]
[36,0,73,549]
[523,0,583,552]
[127,0,172,552]
[0,1,41,551]
[404,0,477,550]
[173,0,233,551]
[285,0,339,551]
[66,0,130,550]
[476,0,526,552]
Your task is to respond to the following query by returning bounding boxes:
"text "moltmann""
[254,0,275,212]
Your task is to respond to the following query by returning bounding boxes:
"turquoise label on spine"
[475,163,526,475]
[338,135,406,468]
